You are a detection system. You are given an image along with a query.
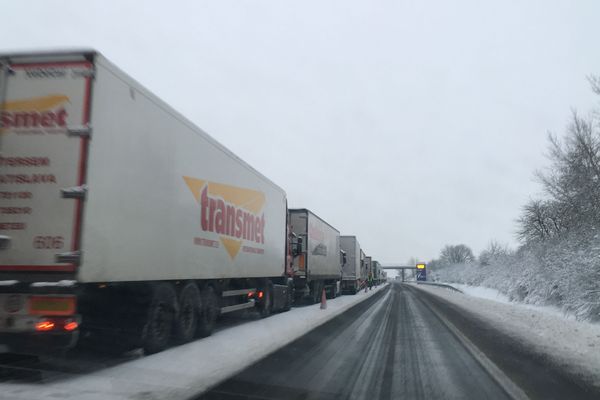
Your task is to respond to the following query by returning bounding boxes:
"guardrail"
[415,281,464,293]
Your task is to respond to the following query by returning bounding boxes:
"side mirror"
[342,253,347,266]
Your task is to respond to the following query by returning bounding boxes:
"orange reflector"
[35,320,55,331]
[29,296,76,316]
[298,254,305,271]
[64,321,78,331]
[257,291,264,299]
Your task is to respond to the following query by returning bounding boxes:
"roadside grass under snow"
[443,282,581,321]
[0,284,388,400]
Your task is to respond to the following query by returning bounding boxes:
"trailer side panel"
[78,55,287,282]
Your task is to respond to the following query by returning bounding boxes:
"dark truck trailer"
[289,209,342,303]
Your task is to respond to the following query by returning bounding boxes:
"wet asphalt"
[200,283,515,400]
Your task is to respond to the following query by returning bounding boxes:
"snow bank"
[441,282,581,320]
[444,283,511,304]
[0,284,388,400]
[413,284,600,390]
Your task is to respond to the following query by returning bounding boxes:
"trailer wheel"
[142,283,177,355]
[174,282,201,344]
[197,286,219,338]
[257,281,273,318]
[328,283,337,299]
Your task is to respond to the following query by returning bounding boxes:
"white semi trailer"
[340,236,364,294]
[288,209,342,303]
[0,50,294,355]
[372,260,382,285]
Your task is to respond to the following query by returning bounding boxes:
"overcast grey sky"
[2,0,599,263]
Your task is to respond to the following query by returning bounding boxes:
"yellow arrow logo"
[184,176,266,260]
[1,95,69,111]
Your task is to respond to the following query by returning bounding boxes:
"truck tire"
[257,281,273,318]
[174,282,201,344]
[142,283,177,355]
[328,283,337,299]
[197,286,219,338]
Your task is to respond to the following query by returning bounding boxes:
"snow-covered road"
[201,283,515,400]
[201,282,600,400]
[0,284,388,400]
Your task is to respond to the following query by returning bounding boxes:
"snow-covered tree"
[431,76,600,322]
[439,244,475,264]
[479,240,511,266]
[518,77,600,244]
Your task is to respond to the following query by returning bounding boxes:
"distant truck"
[371,260,379,285]
[0,50,295,355]
[289,209,342,302]
[364,256,372,284]
[340,236,364,294]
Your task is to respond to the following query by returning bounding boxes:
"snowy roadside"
[437,282,582,321]
[412,283,600,390]
[1,283,389,400]
[441,283,510,302]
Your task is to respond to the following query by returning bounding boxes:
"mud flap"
[271,284,288,312]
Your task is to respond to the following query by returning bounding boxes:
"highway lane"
[3,282,596,399]
[200,283,513,400]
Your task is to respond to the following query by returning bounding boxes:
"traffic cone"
[320,288,327,310]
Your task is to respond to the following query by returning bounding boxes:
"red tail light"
[35,320,55,331]
[64,321,78,331]
[35,318,79,332]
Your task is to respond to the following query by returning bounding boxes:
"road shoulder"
[409,284,600,400]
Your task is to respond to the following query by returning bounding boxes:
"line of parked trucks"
[0,49,387,355]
